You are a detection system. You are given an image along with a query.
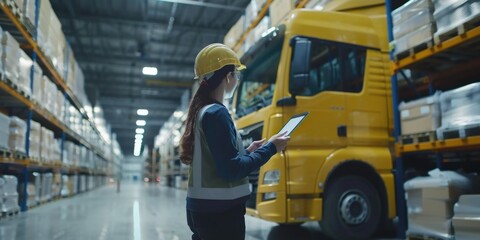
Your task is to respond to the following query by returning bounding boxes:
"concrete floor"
[0,183,390,240]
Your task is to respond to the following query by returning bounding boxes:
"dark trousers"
[187,203,246,240]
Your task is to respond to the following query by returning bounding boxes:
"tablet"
[278,112,309,136]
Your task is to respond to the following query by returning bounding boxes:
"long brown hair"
[180,65,235,164]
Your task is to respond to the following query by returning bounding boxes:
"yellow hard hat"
[194,43,246,79]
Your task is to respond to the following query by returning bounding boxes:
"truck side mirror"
[290,37,311,95]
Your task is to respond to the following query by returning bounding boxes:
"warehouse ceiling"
[50,0,250,155]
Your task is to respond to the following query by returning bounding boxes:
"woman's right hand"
[269,132,290,153]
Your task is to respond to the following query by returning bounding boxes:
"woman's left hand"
[247,138,266,153]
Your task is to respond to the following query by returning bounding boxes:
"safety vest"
[187,104,250,200]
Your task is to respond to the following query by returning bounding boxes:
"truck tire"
[321,175,381,240]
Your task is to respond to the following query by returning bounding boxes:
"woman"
[180,43,290,240]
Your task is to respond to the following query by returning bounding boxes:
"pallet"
[401,131,437,145]
[0,147,12,158]
[12,151,28,160]
[434,15,480,44]
[2,0,23,19]
[1,209,20,218]
[1,77,31,99]
[437,123,480,141]
[394,39,434,61]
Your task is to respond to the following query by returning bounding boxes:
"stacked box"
[0,112,10,149]
[61,175,69,197]
[48,13,66,76]
[52,139,61,163]
[434,0,480,39]
[22,0,36,30]
[8,116,26,153]
[52,173,61,197]
[404,169,480,239]
[392,0,435,56]
[80,175,86,192]
[39,127,54,162]
[18,51,33,98]
[37,0,52,56]
[31,172,41,204]
[40,173,52,202]
[399,92,441,135]
[437,83,480,140]
[453,195,480,239]
[270,0,295,27]
[29,120,41,159]
[66,46,76,87]
[32,61,43,103]
[56,90,65,122]
[0,175,20,214]
[2,31,20,83]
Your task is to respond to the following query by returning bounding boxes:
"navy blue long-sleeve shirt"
[187,102,277,212]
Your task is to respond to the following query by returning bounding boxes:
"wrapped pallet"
[392,0,435,56]
[18,49,32,96]
[453,195,480,240]
[32,61,43,103]
[0,175,20,214]
[61,175,69,197]
[40,173,53,202]
[29,120,41,159]
[39,127,54,162]
[437,82,480,140]
[434,0,480,40]
[37,0,52,56]
[399,91,441,135]
[8,116,26,153]
[2,31,20,83]
[22,0,36,32]
[404,169,480,239]
[0,112,10,150]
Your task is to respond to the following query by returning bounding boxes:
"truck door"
[282,37,366,195]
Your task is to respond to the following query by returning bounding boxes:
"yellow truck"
[233,1,396,239]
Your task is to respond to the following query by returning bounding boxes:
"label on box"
[420,106,430,115]
[401,110,410,118]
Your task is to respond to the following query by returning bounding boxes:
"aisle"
[0,183,330,240]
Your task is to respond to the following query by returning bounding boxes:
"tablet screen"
[278,113,308,136]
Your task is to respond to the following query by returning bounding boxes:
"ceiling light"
[136,128,145,134]
[137,109,149,116]
[142,67,158,76]
[136,120,146,126]
[135,139,142,143]
[135,134,144,139]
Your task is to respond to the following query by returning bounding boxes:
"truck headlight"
[263,170,280,185]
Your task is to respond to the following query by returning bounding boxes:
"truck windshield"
[236,26,285,118]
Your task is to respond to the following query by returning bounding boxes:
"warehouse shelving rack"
[386,0,480,238]
[232,0,310,52]
[0,1,111,212]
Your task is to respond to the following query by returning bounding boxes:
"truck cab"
[232,1,397,239]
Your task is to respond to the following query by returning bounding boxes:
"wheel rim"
[338,191,369,225]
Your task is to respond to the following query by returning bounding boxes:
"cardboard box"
[270,0,295,27]
[394,23,435,56]
[399,92,441,135]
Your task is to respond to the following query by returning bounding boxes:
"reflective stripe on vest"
[187,104,250,200]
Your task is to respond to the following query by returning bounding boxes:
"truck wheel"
[321,175,380,240]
